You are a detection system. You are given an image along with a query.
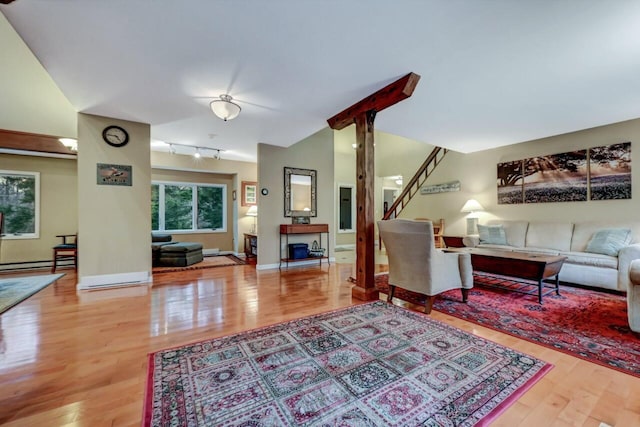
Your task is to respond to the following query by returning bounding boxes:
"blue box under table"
[288,243,309,259]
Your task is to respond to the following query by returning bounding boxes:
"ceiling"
[2,1,640,163]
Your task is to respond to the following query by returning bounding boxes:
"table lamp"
[246,205,258,234]
[460,199,484,235]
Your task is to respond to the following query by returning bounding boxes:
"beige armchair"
[628,260,640,332]
[378,219,473,313]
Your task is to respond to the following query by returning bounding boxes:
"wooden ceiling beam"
[0,129,76,155]
[327,72,421,130]
[326,72,420,302]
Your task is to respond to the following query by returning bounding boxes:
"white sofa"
[463,220,640,292]
[627,260,640,332]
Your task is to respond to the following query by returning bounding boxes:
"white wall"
[402,118,640,235]
[257,128,334,268]
[0,13,76,138]
[333,127,434,246]
[77,114,151,288]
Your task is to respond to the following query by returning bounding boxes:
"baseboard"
[335,244,355,251]
[77,271,152,290]
[257,258,335,270]
[203,248,220,256]
[0,259,73,272]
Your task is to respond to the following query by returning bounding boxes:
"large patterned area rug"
[152,254,245,274]
[376,273,640,377]
[144,301,551,426]
[0,273,64,315]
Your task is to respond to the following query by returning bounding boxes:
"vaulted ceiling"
[2,1,640,162]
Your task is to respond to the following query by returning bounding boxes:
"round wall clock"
[102,125,129,147]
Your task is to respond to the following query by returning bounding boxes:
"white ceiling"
[2,1,640,162]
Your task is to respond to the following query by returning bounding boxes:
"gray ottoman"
[159,242,204,267]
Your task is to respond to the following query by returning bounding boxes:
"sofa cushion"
[525,222,573,252]
[477,244,514,251]
[152,233,172,243]
[477,224,508,245]
[152,241,176,251]
[559,251,618,269]
[486,220,529,247]
[585,228,632,256]
[160,242,203,253]
[513,247,560,256]
[571,221,640,251]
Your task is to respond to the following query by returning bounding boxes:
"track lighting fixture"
[164,142,225,159]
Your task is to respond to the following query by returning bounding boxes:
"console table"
[279,224,329,269]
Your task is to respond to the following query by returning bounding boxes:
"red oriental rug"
[375,273,640,377]
[143,301,551,426]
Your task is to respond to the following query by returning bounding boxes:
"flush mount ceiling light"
[58,138,78,151]
[210,94,241,121]
[194,147,201,159]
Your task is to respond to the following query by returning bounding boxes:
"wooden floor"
[0,262,639,426]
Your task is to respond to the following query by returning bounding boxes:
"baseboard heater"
[0,259,70,271]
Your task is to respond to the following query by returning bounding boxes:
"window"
[338,184,355,233]
[151,182,226,232]
[0,170,40,239]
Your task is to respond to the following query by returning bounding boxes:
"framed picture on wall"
[589,142,631,200]
[242,181,257,206]
[96,163,132,186]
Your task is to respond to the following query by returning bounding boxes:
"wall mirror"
[284,167,317,217]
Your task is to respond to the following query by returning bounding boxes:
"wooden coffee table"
[443,247,567,303]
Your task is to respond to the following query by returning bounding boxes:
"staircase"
[381,146,448,221]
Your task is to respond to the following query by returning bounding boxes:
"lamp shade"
[460,199,484,213]
[246,205,258,217]
[210,94,241,121]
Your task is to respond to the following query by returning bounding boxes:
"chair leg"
[461,288,469,303]
[387,285,396,302]
[424,296,436,314]
[52,250,57,273]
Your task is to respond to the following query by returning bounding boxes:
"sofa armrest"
[462,235,480,248]
[618,244,640,291]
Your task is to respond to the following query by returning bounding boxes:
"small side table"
[244,233,257,262]
[442,235,465,248]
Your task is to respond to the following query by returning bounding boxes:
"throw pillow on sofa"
[585,228,632,256]
[477,224,508,245]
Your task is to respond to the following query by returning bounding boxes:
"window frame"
[152,180,227,234]
[0,169,40,240]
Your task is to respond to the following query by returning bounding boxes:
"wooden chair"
[52,234,77,273]
[414,218,445,247]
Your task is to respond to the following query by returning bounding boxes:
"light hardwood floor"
[0,262,638,426]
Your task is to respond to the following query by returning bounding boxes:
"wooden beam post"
[352,110,378,301]
[327,72,421,301]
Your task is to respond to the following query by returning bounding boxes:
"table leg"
[538,279,543,304]
[555,274,560,295]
